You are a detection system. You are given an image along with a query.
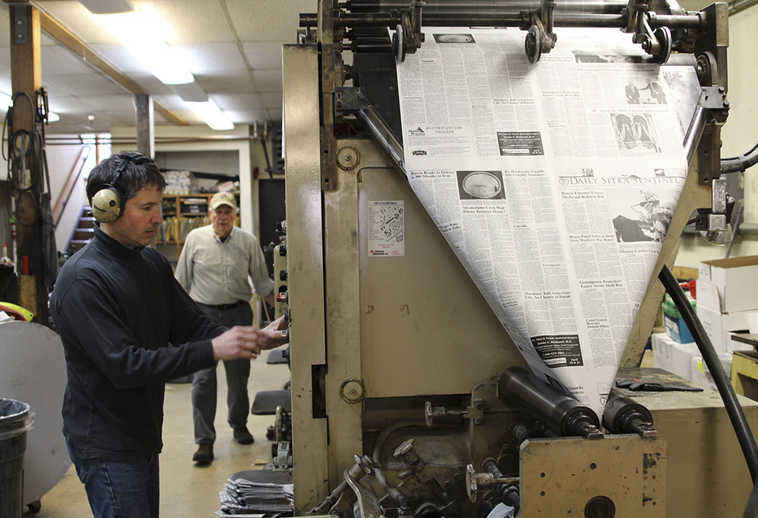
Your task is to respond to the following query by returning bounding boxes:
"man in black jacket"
[51,152,287,518]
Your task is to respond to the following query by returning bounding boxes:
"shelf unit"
[158,193,240,257]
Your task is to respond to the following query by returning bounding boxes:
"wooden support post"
[9,3,47,323]
[135,94,154,158]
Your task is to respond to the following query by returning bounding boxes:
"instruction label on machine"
[368,201,405,257]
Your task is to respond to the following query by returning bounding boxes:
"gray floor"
[34,350,291,518]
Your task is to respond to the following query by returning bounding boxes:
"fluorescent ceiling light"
[47,112,60,122]
[94,6,194,85]
[185,99,234,131]
[172,82,208,103]
[79,0,133,14]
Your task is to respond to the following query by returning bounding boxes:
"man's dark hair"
[86,152,166,205]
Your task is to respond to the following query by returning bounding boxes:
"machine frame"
[282,1,752,516]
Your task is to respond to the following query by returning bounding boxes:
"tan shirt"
[175,225,274,305]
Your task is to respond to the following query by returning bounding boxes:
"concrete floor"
[33,350,290,518]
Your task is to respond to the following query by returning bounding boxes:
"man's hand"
[211,326,262,361]
[211,316,289,360]
[256,315,289,351]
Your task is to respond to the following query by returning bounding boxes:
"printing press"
[279,1,758,516]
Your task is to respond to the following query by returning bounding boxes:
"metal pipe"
[346,0,629,14]
[683,104,706,166]
[730,0,758,16]
[659,264,758,483]
[357,105,408,177]
[303,11,628,27]
[648,12,704,27]
[554,13,625,26]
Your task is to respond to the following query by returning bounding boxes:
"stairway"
[67,205,95,256]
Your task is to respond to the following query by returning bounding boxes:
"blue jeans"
[68,444,159,518]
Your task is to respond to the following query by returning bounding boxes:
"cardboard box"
[695,280,757,353]
[698,256,758,313]
[651,333,732,392]
[696,305,753,354]
[652,333,698,380]
[664,314,694,343]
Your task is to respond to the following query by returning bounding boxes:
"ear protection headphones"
[91,152,150,223]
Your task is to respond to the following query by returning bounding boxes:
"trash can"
[0,399,32,518]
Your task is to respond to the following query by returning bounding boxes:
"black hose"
[744,481,758,518]
[659,265,758,481]
[722,141,758,174]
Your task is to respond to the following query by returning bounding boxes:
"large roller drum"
[0,321,70,510]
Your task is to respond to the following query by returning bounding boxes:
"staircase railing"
[52,145,90,228]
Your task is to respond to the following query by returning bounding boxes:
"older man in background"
[176,191,275,465]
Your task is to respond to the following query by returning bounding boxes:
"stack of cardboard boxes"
[652,256,758,391]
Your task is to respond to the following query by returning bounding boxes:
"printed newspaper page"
[395,27,696,416]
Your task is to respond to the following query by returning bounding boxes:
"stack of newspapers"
[217,470,294,517]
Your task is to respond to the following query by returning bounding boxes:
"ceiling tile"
[44,72,125,96]
[47,96,80,113]
[42,46,95,76]
[251,69,282,92]
[211,93,263,111]
[5,1,313,131]
[175,43,246,74]
[90,44,153,74]
[148,0,234,44]
[226,0,315,42]
[85,95,136,112]
[241,42,283,70]
[195,69,254,94]
[224,109,266,124]
[152,94,189,112]
[128,74,176,95]
[37,1,120,45]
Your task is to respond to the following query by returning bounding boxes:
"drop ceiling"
[0,0,317,133]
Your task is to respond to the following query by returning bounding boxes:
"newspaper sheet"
[395,28,698,416]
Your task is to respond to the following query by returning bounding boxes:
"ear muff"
[92,185,122,223]
[91,152,146,223]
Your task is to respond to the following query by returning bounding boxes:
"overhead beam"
[135,94,155,157]
[37,8,188,126]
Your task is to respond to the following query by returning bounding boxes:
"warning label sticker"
[369,200,405,257]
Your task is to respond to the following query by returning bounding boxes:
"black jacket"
[51,228,224,461]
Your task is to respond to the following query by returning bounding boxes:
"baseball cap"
[210,191,237,211]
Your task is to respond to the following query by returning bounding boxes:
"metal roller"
[602,393,656,437]
[346,0,630,15]
[498,367,602,438]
